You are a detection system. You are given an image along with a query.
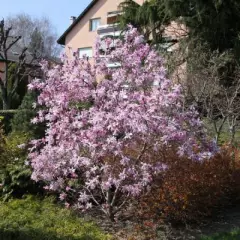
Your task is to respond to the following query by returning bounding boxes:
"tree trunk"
[106,189,116,222]
[1,88,10,110]
[108,205,115,222]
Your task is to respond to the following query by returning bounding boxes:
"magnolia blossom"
[28,26,217,220]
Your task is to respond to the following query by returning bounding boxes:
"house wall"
[63,0,187,82]
[65,0,145,55]
[163,22,187,83]
[0,61,6,81]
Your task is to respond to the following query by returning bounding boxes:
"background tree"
[121,0,240,144]
[28,28,44,58]
[119,0,171,45]
[121,0,240,84]
[5,13,60,58]
[158,0,240,53]
[158,0,240,86]
[179,44,240,144]
[0,19,39,110]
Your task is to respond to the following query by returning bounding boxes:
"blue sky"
[0,0,92,36]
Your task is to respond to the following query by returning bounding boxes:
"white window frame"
[90,18,101,32]
[79,47,93,59]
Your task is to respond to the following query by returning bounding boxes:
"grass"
[201,229,240,240]
[203,119,240,145]
[0,195,111,240]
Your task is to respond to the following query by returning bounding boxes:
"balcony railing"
[97,24,122,39]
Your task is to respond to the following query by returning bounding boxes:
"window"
[157,36,176,52]
[107,11,122,24]
[79,47,93,59]
[90,18,101,31]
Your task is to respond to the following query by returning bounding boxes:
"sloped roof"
[57,0,98,45]
[57,0,144,45]
[57,0,144,46]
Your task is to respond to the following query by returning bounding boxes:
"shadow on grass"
[0,229,98,240]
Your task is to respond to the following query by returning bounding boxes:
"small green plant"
[0,195,111,240]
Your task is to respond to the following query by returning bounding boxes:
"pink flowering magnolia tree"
[28,27,217,221]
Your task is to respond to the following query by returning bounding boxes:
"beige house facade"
[57,0,145,56]
[57,0,187,82]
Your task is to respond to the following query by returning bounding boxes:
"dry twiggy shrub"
[137,149,235,225]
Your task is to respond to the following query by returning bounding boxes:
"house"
[57,0,187,81]
[57,0,146,57]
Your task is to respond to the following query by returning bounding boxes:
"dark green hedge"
[0,110,18,133]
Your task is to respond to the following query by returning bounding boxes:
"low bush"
[137,149,234,225]
[11,91,45,138]
[0,131,42,200]
[0,117,5,155]
[0,195,111,240]
[0,110,17,134]
[0,91,44,135]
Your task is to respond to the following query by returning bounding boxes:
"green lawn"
[0,195,111,240]
[203,119,240,145]
[201,229,240,240]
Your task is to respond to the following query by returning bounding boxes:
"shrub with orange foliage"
[137,149,235,224]
[226,144,240,202]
